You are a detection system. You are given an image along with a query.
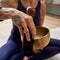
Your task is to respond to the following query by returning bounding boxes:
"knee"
[0,45,16,60]
[0,48,10,60]
[0,49,7,60]
[0,47,18,60]
[0,39,22,60]
[0,55,7,60]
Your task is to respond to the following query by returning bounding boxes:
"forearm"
[0,8,17,21]
[0,0,17,20]
[0,8,27,25]
[0,14,11,20]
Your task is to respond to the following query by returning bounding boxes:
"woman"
[0,0,60,60]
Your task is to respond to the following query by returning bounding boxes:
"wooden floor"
[43,14,60,29]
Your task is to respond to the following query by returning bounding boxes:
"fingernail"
[21,36,23,42]
[28,38,30,41]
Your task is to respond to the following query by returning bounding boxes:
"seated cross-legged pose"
[0,0,60,60]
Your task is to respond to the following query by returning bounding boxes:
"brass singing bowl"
[33,26,50,52]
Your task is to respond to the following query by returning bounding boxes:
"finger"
[21,19,30,41]
[17,25,24,42]
[26,17,36,39]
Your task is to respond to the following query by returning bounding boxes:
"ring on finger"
[12,15,23,25]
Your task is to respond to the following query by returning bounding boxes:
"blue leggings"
[0,38,60,60]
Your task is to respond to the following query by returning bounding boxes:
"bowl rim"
[34,26,50,40]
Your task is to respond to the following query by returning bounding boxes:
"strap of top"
[17,0,26,12]
[33,0,40,26]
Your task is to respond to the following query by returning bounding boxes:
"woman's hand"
[23,56,29,60]
[12,10,36,41]
[0,7,36,41]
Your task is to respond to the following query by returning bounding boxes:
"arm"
[0,0,36,42]
[0,0,18,21]
[39,1,46,26]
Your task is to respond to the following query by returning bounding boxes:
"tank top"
[9,0,41,43]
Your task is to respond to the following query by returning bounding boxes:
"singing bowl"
[33,26,50,52]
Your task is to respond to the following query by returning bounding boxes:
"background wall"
[46,4,60,16]
[45,0,60,16]
[53,0,60,4]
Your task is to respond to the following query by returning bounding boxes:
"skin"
[0,0,46,60]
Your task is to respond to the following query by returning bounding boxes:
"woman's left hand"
[23,56,29,60]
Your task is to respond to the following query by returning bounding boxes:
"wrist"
[14,9,20,16]
[14,9,25,18]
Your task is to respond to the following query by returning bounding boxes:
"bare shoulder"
[1,0,18,8]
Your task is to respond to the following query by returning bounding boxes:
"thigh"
[48,38,60,47]
[0,39,22,60]
[29,46,60,60]
[10,46,60,60]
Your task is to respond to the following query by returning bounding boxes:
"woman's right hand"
[0,7,36,41]
[12,9,36,41]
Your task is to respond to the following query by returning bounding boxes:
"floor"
[0,14,60,60]
[43,14,60,29]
